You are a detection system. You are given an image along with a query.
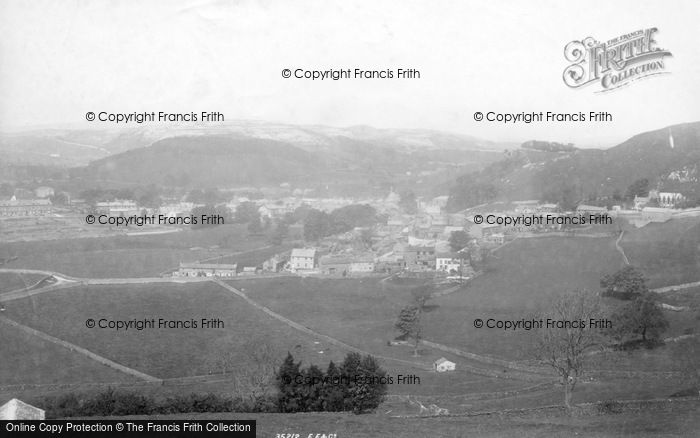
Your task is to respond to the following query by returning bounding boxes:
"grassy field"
[0,321,139,385]
[89,399,700,438]
[2,282,349,379]
[620,217,700,287]
[0,224,278,277]
[422,236,625,360]
[239,237,624,364]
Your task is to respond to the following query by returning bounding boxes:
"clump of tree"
[191,204,232,229]
[394,284,434,356]
[234,201,260,224]
[610,293,669,348]
[600,266,649,300]
[448,230,471,253]
[302,204,381,242]
[276,352,388,414]
[534,289,607,409]
[625,178,650,200]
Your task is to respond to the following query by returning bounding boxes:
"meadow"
[241,236,625,363]
[2,282,349,379]
[0,321,139,385]
[619,216,700,287]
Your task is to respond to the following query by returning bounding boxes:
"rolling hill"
[68,133,504,193]
[446,122,700,211]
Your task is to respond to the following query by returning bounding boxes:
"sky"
[0,0,698,147]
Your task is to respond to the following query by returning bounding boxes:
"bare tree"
[534,289,606,408]
[206,336,280,403]
[232,339,279,403]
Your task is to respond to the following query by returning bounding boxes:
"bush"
[40,388,277,418]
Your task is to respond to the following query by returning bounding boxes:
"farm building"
[433,357,456,373]
[0,399,45,420]
[177,263,238,277]
[290,248,317,271]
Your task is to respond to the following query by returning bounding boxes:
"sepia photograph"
[0,1,699,436]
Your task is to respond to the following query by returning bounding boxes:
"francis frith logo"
[563,28,672,92]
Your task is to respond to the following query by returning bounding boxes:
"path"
[615,230,630,265]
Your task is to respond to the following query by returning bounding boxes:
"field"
[2,282,349,379]
[0,224,278,278]
[620,217,700,287]
[0,321,139,386]
[241,236,624,362]
[1,229,697,422]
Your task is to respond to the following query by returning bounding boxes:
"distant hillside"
[0,129,155,166]
[521,140,577,152]
[446,122,700,211]
[70,134,502,194]
[72,136,325,187]
[1,121,512,168]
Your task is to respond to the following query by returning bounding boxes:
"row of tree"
[276,352,388,414]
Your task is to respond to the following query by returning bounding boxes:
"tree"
[301,364,325,412]
[321,361,345,411]
[276,352,304,412]
[600,266,648,300]
[234,201,260,224]
[349,354,388,414]
[303,209,334,241]
[449,230,470,252]
[534,289,606,409]
[329,204,378,230]
[611,293,669,345]
[625,178,650,200]
[339,352,387,414]
[395,304,423,356]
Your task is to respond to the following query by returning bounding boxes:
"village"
[3,182,694,280]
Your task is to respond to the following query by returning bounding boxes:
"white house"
[435,253,463,273]
[0,399,45,420]
[433,357,456,373]
[290,248,317,271]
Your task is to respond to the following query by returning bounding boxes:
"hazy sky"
[1,0,698,147]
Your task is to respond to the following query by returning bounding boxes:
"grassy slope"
[620,217,700,287]
[423,236,622,360]
[0,322,138,385]
[3,282,348,379]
